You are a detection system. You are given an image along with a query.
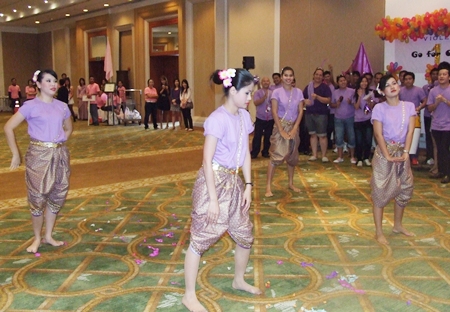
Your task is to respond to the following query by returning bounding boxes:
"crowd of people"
[3,62,450,311]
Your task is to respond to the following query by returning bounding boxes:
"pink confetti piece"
[172,242,177,246]
[301,262,314,267]
[143,239,147,243]
[135,259,143,265]
[35,253,41,257]
[406,300,411,306]
[155,238,163,243]
[326,271,338,279]
[277,260,283,265]
[338,279,365,294]
[170,281,181,285]
[165,232,174,238]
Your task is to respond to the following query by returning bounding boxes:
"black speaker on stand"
[242,56,255,70]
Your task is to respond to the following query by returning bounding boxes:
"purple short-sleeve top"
[18,97,71,143]
[204,106,254,169]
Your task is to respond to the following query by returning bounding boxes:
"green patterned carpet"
[0,112,449,312]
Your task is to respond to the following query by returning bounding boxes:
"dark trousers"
[424,116,433,160]
[90,104,99,125]
[327,112,335,149]
[144,102,158,129]
[354,119,373,161]
[251,118,274,157]
[432,130,450,176]
[181,108,193,129]
[298,111,310,153]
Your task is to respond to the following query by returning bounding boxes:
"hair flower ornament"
[32,70,40,83]
[219,68,236,88]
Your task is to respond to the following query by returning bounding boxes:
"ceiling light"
[0,13,3,17]
[35,20,40,24]
[104,4,110,7]
[28,5,32,9]
[44,1,48,3]
[13,9,17,13]
[168,32,172,35]
[83,9,88,12]
[65,13,70,17]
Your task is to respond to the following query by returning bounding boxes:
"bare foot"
[265,190,273,197]
[375,233,389,245]
[392,227,415,237]
[26,238,41,253]
[42,237,65,247]
[182,295,207,312]
[232,280,262,295]
[289,185,301,193]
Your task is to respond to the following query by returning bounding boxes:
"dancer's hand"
[206,200,220,225]
[10,154,20,170]
[288,128,297,139]
[242,185,252,213]
[281,130,290,140]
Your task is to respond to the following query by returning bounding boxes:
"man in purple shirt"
[423,67,439,165]
[251,77,274,158]
[269,72,282,91]
[399,72,427,165]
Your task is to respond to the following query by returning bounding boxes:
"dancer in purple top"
[371,74,416,245]
[182,68,261,312]
[4,69,72,254]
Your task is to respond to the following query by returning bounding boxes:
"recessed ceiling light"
[0,13,3,17]
[44,0,48,3]
[168,32,172,35]
[83,9,88,12]
[13,9,17,13]
[65,13,70,17]
[104,4,109,7]
[28,5,32,9]
[35,20,40,24]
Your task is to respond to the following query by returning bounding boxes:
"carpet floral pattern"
[0,113,449,312]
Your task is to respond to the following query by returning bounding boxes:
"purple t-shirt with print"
[271,87,304,122]
[332,88,355,119]
[204,106,254,169]
[254,88,273,121]
[371,101,416,143]
[18,97,71,143]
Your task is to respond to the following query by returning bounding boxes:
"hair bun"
[211,70,223,85]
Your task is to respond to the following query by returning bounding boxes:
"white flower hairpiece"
[32,70,40,83]
[219,68,236,88]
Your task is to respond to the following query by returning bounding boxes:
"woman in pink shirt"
[182,68,261,312]
[4,69,72,254]
[25,79,37,101]
[117,80,127,104]
[144,79,159,130]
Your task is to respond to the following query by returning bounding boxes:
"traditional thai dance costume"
[189,106,254,255]
[269,87,304,166]
[19,98,71,216]
[370,101,416,208]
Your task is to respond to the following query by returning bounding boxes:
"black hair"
[181,79,190,91]
[313,67,324,75]
[378,74,396,91]
[437,61,450,72]
[351,71,361,77]
[147,78,153,85]
[404,71,415,81]
[399,70,407,76]
[37,69,58,82]
[173,78,180,86]
[282,66,295,76]
[79,77,85,86]
[374,72,383,78]
[323,71,331,76]
[272,72,281,79]
[59,79,66,86]
[353,76,370,102]
[211,68,254,96]
[364,72,373,78]
[336,75,347,83]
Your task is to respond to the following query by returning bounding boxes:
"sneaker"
[426,158,434,165]
[308,156,317,161]
[333,157,344,163]
[364,159,372,166]
[411,158,419,165]
[322,157,329,163]
[350,158,357,164]
[333,147,337,153]
[357,161,363,167]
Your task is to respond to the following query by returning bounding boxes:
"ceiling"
[0,0,145,28]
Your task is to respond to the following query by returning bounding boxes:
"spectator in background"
[8,78,21,112]
[86,76,100,126]
[117,80,127,105]
[170,78,182,129]
[269,72,282,91]
[25,79,37,101]
[77,78,88,120]
[423,68,439,167]
[180,79,194,131]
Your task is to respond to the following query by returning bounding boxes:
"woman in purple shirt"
[182,68,261,312]
[265,66,304,197]
[353,76,375,167]
[4,69,72,254]
[371,74,416,245]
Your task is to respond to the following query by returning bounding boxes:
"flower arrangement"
[374,8,450,43]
